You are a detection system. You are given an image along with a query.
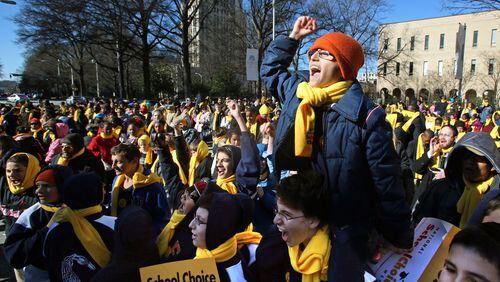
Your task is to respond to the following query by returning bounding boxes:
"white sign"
[368,218,460,282]
[246,49,259,81]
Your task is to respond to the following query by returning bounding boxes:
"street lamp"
[91,59,100,98]
[194,72,203,85]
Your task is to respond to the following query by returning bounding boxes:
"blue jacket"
[261,36,412,247]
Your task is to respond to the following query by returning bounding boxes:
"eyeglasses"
[308,49,335,61]
[274,208,305,221]
[192,216,207,226]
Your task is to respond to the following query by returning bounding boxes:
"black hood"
[446,132,500,182]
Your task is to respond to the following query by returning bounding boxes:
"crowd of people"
[0,15,499,282]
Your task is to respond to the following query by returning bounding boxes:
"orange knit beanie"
[308,32,364,81]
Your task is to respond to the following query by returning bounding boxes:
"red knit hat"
[308,32,364,81]
[36,169,57,186]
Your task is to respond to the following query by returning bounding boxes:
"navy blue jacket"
[261,36,412,247]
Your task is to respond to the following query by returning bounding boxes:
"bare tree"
[16,0,93,96]
[479,52,500,104]
[153,0,219,97]
[442,0,500,13]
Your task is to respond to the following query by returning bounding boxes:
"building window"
[423,61,429,76]
[492,29,497,47]
[396,62,400,75]
[383,38,388,51]
[438,60,443,76]
[397,38,401,51]
[424,35,429,50]
[383,63,387,76]
[409,62,414,76]
[410,36,415,51]
[439,33,445,49]
[471,59,476,74]
[489,59,495,75]
[473,30,478,47]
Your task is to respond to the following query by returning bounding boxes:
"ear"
[308,217,321,230]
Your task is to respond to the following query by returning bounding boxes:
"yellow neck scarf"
[246,121,258,138]
[430,146,453,170]
[195,236,238,263]
[31,128,43,138]
[6,153,41,195]
[216,175,238,194]
[57,148,85,166]
[414,133,426,180]
[457,176,495,228]
[212,111,220,131]
[55,205,110,268]
[235,224,262,250]
[100,132,113,139]
[110,165,163,216]
[188,141,209,186]
[402,111,420,133]
[113,126,122,139]
[156,210,186,257]
[152,150,188,185]
[40,204,60,213]
[73,109,81,122]
[295,81,352,157]
[288,226,331,282]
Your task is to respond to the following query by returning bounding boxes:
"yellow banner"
[140,258,220,282]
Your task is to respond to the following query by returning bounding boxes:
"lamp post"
[91,59,100,97]
[272,0,275,40]
[70,67,75,96]
[194,72,203,85]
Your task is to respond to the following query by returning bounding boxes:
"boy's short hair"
[485,195,500,217]
[7,154,29,167]
[111,143,140,162]
[276,170,329,227]
[449,222,500,272]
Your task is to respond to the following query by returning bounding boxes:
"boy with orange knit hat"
[261,16,413,281]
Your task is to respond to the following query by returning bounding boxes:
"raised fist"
[289,16,317,41]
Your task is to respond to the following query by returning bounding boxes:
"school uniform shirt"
[43,213,115,282]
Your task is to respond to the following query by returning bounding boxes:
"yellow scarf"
[110,165,163,216]
[113,126,122,139]
[57,147,85,166]
[31,128,43,139]
[100,132,114,139]
[414,133,426,180]
[430,146,453,170]
[73,109,81,123]
[295,81,352,157]
[235,224,262,249]
[216,175,238,194]
[246,121,258,138]
[6,153,41,195]
[188,141,209,186]
[87,132,95,138]
[55,205,111,268]
[43,131,56,142]
[195,236,238,263]
[212,111,220,131]
[156,210,186,257]
[288,226,331,282]
[385,113,398,129]
[402,111,420,133]
[85,108,93,120]
[457,176,495,228]
[40,204,60,212]
[152,150,188,185]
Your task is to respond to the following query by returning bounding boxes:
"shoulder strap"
[361,105,384,144]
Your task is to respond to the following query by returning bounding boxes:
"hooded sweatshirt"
[413,132,500,226]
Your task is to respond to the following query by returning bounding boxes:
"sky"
[0,0,451,80]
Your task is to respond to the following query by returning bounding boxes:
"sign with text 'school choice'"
[368,217,460,282]
[140,258,220,282]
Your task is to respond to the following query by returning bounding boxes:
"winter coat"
[413,132,500,226]
[0,176,38,234]
[44,123,70,164]
[43,213,115,282]
[260,35,412,248]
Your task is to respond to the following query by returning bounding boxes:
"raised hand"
[226,99,242,120]
[289,16,317,41]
